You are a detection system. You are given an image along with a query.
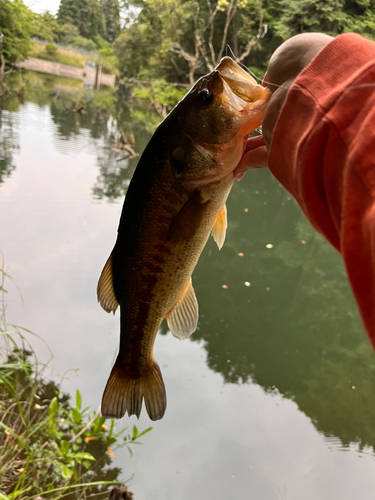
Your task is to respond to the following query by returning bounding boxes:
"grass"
[0,257,152,500]
[29,42,92,69]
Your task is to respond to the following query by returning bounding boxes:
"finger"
[243,135,265,153]
[234,145,268,180]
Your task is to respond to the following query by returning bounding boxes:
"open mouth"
[216,57,270,105]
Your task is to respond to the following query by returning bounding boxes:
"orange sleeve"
[268,33,375,345]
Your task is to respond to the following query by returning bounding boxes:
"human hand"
[234,32,333,180]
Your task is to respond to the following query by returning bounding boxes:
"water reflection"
[93,151,131,202]
[0,108,18,184]
[2,70,375,498]
[191,177,375,449]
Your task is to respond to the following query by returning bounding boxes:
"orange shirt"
[268,33,375,345]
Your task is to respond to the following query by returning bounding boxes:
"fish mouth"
[215,57,270,110]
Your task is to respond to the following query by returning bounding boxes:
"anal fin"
[211,204,227,250]
[97,251,119,314]
[166,279,198,340]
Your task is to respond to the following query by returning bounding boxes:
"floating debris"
[244,281,251,287]
[110,127,138,158]
[238,252,244,257]
[301,240,306,244]
[255,190,259,194]
[266,287,270,291]
[244,208,249,212]
[266,244,273,249]
[222,285,228,289]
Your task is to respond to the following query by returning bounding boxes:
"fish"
[97,57,270,421]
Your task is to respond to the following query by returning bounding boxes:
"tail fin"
[101,358,167,421]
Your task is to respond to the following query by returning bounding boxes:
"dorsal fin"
[166,279,198,340]
[97,252,119,314]
[211,204,227,250]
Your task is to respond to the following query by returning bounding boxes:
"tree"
[115,0,267,85]
[114,21,161,79]
[58,23,80,45]
[57,0,107,41]
[263,0,375,51]
[100,0,121,42]
[31,11,61,42]
[0,0,34,66]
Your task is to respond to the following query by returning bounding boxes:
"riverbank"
[16,57,116,88]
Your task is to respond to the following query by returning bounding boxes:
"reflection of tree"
[93,150,135,202]
[91,102,157,202]
[0,108,18,184]
[186,170,375,450]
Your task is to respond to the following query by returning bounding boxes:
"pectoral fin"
[167,191,209,243]
[166,279,198,340]
[211,204,227,250]
[97,252,119,314]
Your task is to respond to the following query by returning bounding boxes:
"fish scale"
[97,57,270,420]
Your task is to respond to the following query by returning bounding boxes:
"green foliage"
[58,23,80,45]
[133,79,187,108]
[0,0,34,65]
[114,0,266,83]
[29,42,86,68]
[70,36,98,52]
[0,266,153,499]
[265,0,375,62]
[30,10,61,42]
[95,36,119,74]
[100,0,121,42]
[268,0,375,39]
[45,43,59,56]
[114,23,160,79]
[57,0,107,41]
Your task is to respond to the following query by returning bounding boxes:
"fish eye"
[196,89,214,106]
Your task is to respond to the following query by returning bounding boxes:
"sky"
[24,0,61,15]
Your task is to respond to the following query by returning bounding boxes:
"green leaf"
[5,486,33,500]
[60,440,69,456]
[0,422,30,452]
[48,397,58,417]
[76,389,82,410]
[132,426,138,440]
[73,452,95,461]
[60,464,73,480]
[82,460,92,469]
[71,407,82,425]
[137,427,153,438]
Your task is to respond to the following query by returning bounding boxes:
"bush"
[45,43,59,56]
[58,23,79,46]
[71,36,98,53]
[0,265,153,499]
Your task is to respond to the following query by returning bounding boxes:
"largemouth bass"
[97,57,269,420]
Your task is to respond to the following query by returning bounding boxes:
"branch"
[170,42,196,63]
[237,1,267,62]
[206,0,219,68]
[170,57,185,76]
[197,34,213,72]
[216,0,237,63]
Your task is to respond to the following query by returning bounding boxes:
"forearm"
[268,33,375,343]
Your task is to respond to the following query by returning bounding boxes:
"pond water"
[2,73,375,500]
